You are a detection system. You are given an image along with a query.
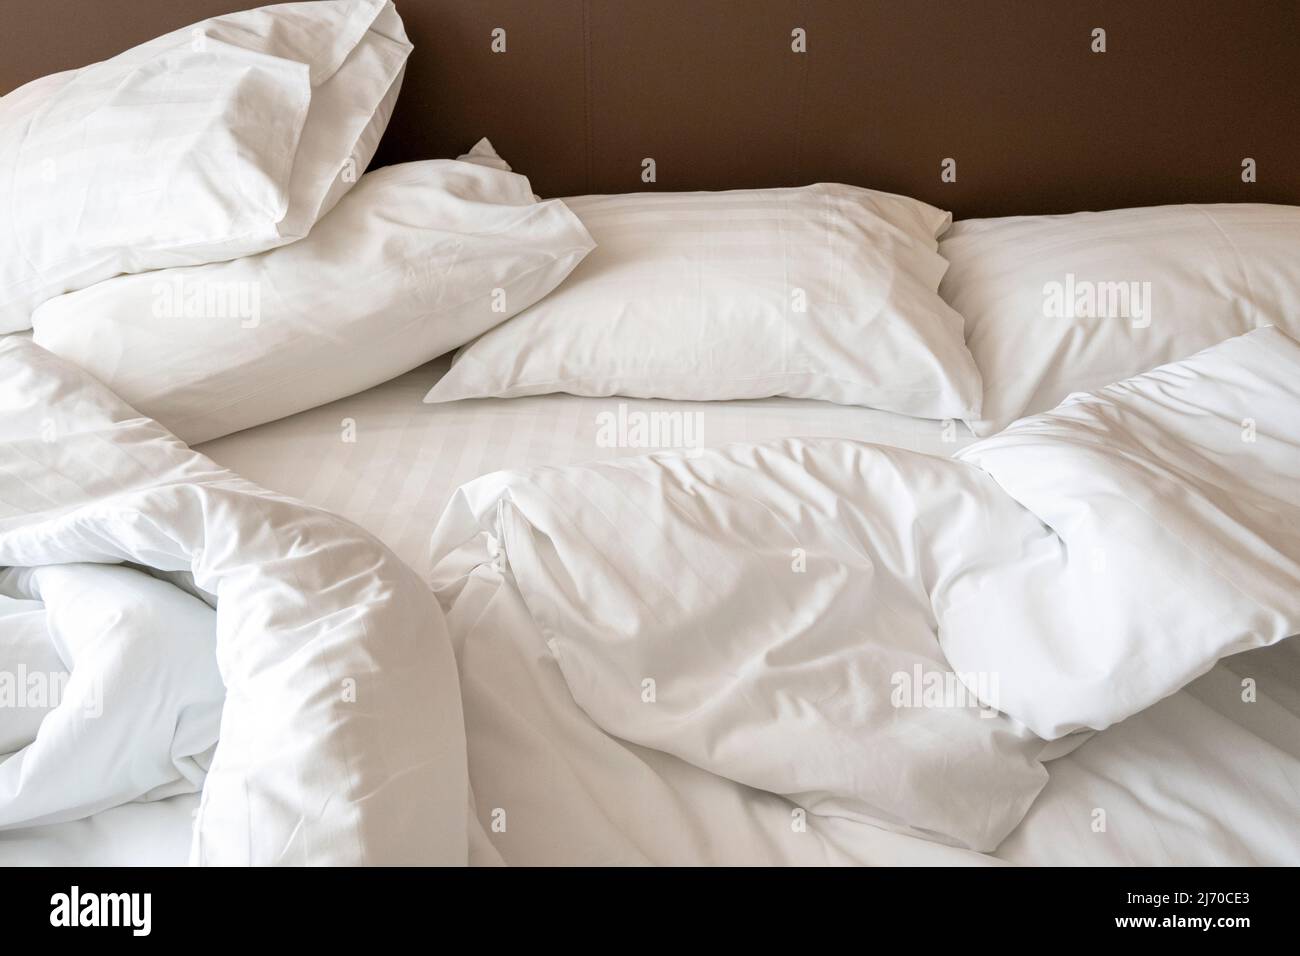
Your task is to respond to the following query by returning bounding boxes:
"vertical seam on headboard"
[581,0,593,193]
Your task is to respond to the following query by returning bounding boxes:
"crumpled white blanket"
[429,328,1300,851]
[5,324,1296,860]
[0,337,467,864]
[0,563,222,829]
[945,325,1300,738]
[0,595,63,757]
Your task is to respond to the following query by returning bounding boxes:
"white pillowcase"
[424,184,983,419]
[940,203,1300,435]
[31,142,595,445]
[0,0,410,331]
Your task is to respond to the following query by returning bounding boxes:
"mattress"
[198,356,979,577]
[4,358,1297,866]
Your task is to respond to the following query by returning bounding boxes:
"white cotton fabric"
[429,439,1051,852]
[435,557,1300,866]
[428,328,1300,850]
[0,338,467,865]
[0,563,222,829]
[0,597,63,756]
[425,184,983,419]
[200,356,978,577]
[945,327,1300,738]
[0,0,411,330]
[940,203,1300,435]
[31,141,594,444]
[5,352,1297,865]
[10,639,1298,866]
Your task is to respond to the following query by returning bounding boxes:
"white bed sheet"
[5,357,1297,865]
[201,357,977,577]
[0,795,197,865]
[439,568,1300,866]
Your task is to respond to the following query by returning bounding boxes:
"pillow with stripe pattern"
[424,184,983,421]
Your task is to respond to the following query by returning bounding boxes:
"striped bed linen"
[5,362,1296,866]
[192,366,1300,867]
[199,355,976,577]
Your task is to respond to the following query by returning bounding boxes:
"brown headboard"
[4,0,1297,217]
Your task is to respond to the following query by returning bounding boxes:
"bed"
[3,0,1299,869]
[209,364,1300,868]
[2,357,1297,867]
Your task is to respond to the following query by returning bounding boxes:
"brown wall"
[3,0,1296,216]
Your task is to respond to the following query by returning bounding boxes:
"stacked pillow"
[1,0,411,331]
[15,0,1300,444]
[33,141,595,444]
[20,4,596,444]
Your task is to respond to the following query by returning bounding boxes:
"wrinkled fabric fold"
[429,328,1300,851]
[0,337,467,865]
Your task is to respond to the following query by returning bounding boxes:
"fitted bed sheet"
[199,357,979,577]
[4,358,1297,866]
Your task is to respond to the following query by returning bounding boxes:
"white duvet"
[3,328,1297,861]
[0,562,222,829]
[946,327,1300,738]
[430,327,1300,852]
[0,338,467,864]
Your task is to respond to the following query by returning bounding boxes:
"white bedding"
[201,355,977,577]
[0,563,222,829]
[0,338,467,864]
[424,567,1300,866]
[4,344,1298,866]
[423,329,1300,861]
[4,359,975,865]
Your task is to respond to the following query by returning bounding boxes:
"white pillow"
[940,203,1300,435]
[31,142,595,445]
[0,0,410,331]
[424,184,983,419]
